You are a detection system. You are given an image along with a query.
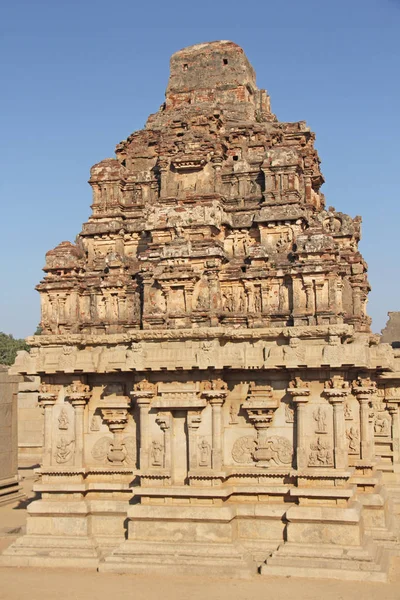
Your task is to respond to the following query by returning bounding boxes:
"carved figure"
[222,289,234,312]
[90,414,101,432]
[344,403,353,420]
[308,437,333,466]
[313,407,327,433]
[285,403,294,423]
[346,427,359,453]
[55,437,74,464]
[229,403,238,424]
[198,439,212,467]
[374,414,391,436]
[58,408,69,431]
[151,441,164,467]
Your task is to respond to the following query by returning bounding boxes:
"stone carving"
[150,441,164,467]
[229,403,239,424]
[92,436,113,462]
[374,413,391,436]
[222,289,234,312]
[346,427,359,454]
[285,402,294,423]
[198,439,212,467]
[90,414,101,432]
[283,337,306,365]
[313,407,328,433]
[344,403,353,420]
[39,383,60,400]
[308,437,333,467]
[91,435,136,465]
[58,408,69,431]
[231,435,292,467]
[66,380,90,396]
[134,379,157,393]
[55,437,74,464]
[254,436,293,467]
[232,436,257,464]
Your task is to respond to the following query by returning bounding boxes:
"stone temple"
[3,40,400,580]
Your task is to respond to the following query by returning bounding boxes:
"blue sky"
[1,0,399,338]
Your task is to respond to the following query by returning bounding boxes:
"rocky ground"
[1,467,400,600]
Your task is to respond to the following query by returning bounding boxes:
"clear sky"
[1,0,399,339]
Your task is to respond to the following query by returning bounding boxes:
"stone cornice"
[26,324,354,347]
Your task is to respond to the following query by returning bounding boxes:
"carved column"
[65,381,91,468]
[386,386,400,470]
[352,377,376,462]
[314,279,325,313]
[324,376,350,470]
[130,381,156,471]
[211,155,223,194]
[287,377,310,469]
[202,379,228,471]
[335,280,344,316]
[210,397,224,470]
[303,280,315,315]
[352,286,362,316]
[38,384,59,466]
[155,412,171,470]
[158,159,169,198]
[187,411,202,471]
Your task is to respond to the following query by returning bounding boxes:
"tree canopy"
[0,332,29,366]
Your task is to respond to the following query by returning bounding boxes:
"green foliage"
[0,332,29,366]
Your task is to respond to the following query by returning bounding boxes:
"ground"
[1,467,400,600]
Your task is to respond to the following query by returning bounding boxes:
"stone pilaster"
[352,377,376,462]
[287,377,310,469]
[65,381,91,468]
[187,411,202,471]
[324,376,350,470]
[130,380,157,471]
[38,384,60,466]
[202,380,228,471]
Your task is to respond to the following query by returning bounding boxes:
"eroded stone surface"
[381,312,400,347]
[0,368,24,505]
[4,41,400,581]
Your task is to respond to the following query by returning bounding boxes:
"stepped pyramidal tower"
[4,41,400,581]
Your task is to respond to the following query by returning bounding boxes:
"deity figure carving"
[285,403,294,423]
[151,441,164,467]
[308,437,333,466]
[344,403,353,420]
[346,427,359,454]
[229,403,239,424]
[222,289,234,312]
[313,407,328,433]
[198,439,212,467]
[374,414,391,436]
[55,437,74,464]
[58,408,69,431]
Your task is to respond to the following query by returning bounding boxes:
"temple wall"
[0,369,24,505]
[17,376,43,464]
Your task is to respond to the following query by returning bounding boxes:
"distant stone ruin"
[381,312,400,348]
[3,41,400,581]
